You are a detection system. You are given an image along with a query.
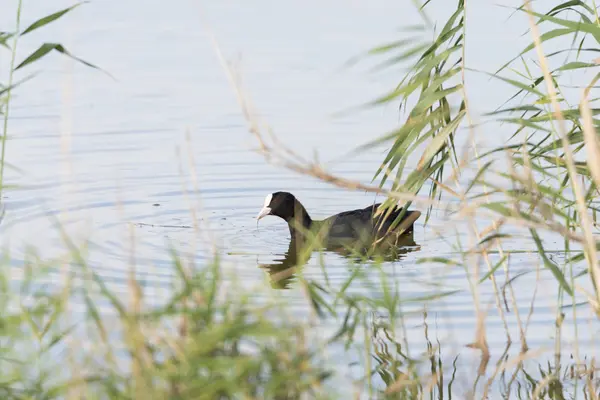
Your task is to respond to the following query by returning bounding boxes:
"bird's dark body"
[258,192,420,245]
[321,203,417,240]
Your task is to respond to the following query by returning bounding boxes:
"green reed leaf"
[556,61,597,71]
[526,9,600,43]
[479,255,509,283]
[530,229,573,296]
[0,31,14,49]
[15,42,102,72]
[21,3,87,36]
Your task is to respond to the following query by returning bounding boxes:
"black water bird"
[256,191,421,244]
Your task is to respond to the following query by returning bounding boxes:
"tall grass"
[0,2,102,197]
[1,0,600,399]
[219,0,600,397]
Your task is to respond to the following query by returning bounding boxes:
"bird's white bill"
[256,206,271,221]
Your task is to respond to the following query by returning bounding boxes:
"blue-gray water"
[0,0,598,397]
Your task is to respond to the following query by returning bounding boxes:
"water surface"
[1,0,598,396]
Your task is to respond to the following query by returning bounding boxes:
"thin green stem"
[0,0,23,197]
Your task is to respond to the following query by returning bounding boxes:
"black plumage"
[257,191,421,244]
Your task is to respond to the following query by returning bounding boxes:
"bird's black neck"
[285,204,312,240]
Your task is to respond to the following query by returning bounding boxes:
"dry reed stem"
[458,0,519,359]
[212,11,515,373]
[516,4,599,386]
[202,7,600,398]
[174,145,191,340]
[580,74,600,300]
[384,372,437,396]
[208,27,456,360]
[184,130,219,254]
[126,222,155,398]
[483,347,547,398]
[59,33,80,400]
[524,0,600,315]
[459,199,587,244]
[208,32,432,208]
[177,132,243,386]
[579,82,600,185]
[532,371,561,400]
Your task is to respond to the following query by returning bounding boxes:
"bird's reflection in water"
[259,233,421,289]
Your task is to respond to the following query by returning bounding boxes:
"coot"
[256,191,421,243]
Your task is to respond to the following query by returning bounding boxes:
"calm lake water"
[1,0,598,397]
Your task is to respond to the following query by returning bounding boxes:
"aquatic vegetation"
[1,0,600,399]
[0,1,101,197]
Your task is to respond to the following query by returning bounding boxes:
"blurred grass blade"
[417,110,465,169]
[580,72,600,187]
[530,229,573,296]
[0,31,14,49]
[482,70,545,98]
[0,74,35,97]
[20,3,87,36]
[524,9,600,43]
[15,42,104,73]
[547,1,595,16]
[556,61,597,71]
[479,255,508,283]
[411,84,462,116]
[406,289,462,303]
[416,257,460,266]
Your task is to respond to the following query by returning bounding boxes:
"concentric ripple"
[0,0,597,385]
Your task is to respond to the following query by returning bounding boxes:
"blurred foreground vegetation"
[1,0,600,399]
